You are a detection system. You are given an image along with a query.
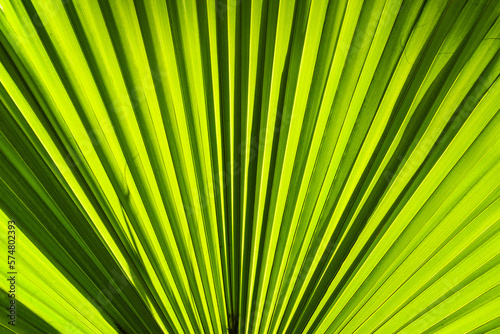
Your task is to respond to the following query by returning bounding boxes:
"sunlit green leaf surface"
[0,0,499,333]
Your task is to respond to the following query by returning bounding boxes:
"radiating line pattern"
[0,0,499,333]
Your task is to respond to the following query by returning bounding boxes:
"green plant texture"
[0,0,499,333]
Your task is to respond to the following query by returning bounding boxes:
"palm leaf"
[0,0,499,333]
